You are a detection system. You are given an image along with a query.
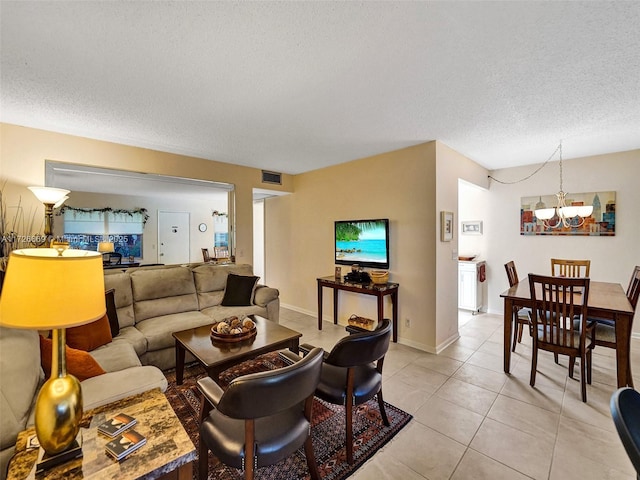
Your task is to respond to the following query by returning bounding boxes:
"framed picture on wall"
[441,211,453,242]
[461,221,483,235]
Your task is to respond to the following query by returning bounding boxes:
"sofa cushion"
[221,274,259,306]
[90,341,142,372]
[66,313,112,351]
[131,266,199,322]
[193,263,256,309]
[103,271,135,328]
[135,311,213,351]
[0,328,42,452]
[40,336,107,381]
[201,304,268,322]
[111,325,147,356]
[81,369,168,411]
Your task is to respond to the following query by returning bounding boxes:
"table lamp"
[97,241,115,254]
[0,248,105,463]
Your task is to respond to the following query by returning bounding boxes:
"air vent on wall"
[262,170,282,185]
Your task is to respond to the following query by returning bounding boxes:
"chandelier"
[534,142,593,229]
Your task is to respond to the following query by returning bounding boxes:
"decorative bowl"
[210,316,257,343]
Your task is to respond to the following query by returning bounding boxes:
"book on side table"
[105,429,146,461]
[98,413,137,437]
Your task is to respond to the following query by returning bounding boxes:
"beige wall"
[1,123,293,265]
[7,122,635,348]
[265,141,489,351]
[435,142,490,347]
[486,149,640,331]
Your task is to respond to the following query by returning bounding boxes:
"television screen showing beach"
[335,220,388,263]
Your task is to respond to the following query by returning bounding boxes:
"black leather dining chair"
[197,347,324,480]
[293,319,392,464]
[611,387,640,478]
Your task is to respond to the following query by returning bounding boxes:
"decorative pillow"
[104,288,120,337]
[40,335,107,381]
[66,313,112,352]
[66,289,119,350]
[221,274,260,306]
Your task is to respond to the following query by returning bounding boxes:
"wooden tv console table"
[317,276,399,342]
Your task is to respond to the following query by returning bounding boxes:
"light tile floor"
[279,308,638,480]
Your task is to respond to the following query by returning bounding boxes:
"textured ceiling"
[1,1,639,175]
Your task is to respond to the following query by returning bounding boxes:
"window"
[62,208,145,258]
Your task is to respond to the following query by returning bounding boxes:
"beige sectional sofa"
[104,262,280,370]
[0,262,279,479]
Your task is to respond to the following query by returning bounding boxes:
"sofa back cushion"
[103,271,136,328]
[192,264,255,309]
[0,328,42,451]
[130,266,198,322]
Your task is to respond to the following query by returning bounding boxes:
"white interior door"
[158,211,190,265]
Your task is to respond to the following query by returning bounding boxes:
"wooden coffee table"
[172,315,302,385]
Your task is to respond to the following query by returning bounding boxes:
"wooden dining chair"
[108,252,122,265]
[528,274,595,402]
[504,261,532,352]
[214,246,230,259]
[201,248,211,262]
[550,258,591,277]
[589,266,640,387]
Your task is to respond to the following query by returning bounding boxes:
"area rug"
[164,352,412,480]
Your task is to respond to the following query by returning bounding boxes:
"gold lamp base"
[36,431,83,474]
[34,329,84,456]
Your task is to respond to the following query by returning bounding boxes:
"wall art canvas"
[520,191,616,236]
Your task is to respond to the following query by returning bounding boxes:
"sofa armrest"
[253,285,279,307]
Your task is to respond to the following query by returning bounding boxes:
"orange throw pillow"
[66,314,112,352]
[40,335,107,381]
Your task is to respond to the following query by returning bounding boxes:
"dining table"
[501,279,635,388]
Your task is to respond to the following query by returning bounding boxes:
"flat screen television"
[334,219,390,269]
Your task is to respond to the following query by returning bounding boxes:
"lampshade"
[28,187,70,205]
[0,248,105,329]
[53,195,69,209]
[97,241,115,253]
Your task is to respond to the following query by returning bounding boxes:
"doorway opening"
[457,178,489,326]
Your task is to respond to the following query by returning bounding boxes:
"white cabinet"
[458,261,486,312]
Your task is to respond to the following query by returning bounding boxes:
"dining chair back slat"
[528,273,594,402]
[505,261,531,352]
[505,261,519,287]
[551,258,591,277]
[627,266,640,311]
[589,266,640,390]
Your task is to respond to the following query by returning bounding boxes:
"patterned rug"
[164,352,412,480]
